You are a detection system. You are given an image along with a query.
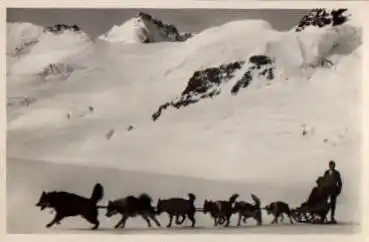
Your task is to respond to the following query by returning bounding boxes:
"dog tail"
[251,194,262,226]
[188,193,196,202]
[251,194,261,209]
[138,193,153,205]
[229,193,239,204]
[90,183,104,203]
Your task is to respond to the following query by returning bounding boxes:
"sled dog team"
[35,161,342,229]
[36,183,290,230]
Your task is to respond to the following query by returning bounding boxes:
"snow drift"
[6,8,362,233]
[99,12,193,44]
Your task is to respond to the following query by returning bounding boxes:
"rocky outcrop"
[39,63,75,81]
[152,55,276,121]
[44,24,82,34]
[295,9,349,32]
[136,12,193,42]
[231,55,275,94]
[152,61,244,121]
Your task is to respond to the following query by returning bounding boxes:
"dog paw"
[46,224,52,228]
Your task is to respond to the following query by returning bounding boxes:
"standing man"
[323,160,343,224]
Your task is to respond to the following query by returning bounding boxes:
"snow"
[6,8,362,233]
[8,30,95,76]
[99,18,150,44]
[7,158,359,233]
[99,13,187,44]
[6,22,44,56]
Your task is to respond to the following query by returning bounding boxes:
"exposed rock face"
[152,61,244,121]
[44,24,82,34]
[39,63,75,81]
[295,8,349,32]
[231,55,275,94]
[136,12,193,42]
[152,55,276,121]
[150,8,356,122]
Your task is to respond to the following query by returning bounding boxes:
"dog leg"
[213,217,218,227]
[237,213,242,226]
[188,212,196,228]
[280,213,284,223]
[83,215,100,230]
[149,214,161,227]
[83,209,100,230]
[225,214,232,227]
[271,215,277,224]
[218,216,225,225]
[142,215,152,228]
[114,216,125,229]
[288,213,294,224]
[275,213,283,224]
[167,214,174,228]
[46,213,64,228]
[177,214,186,225]
[120,215,129,228]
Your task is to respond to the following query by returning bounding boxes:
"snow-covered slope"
[7,23,96,80]
[99,12,193,43]
[6,8,362,233]
[7,22,44,56]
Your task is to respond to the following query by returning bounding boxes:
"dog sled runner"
[290,210,317,224]
[291,209,337,224]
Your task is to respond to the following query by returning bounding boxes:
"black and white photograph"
[5,2,364,236]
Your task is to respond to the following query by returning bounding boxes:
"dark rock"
[152,61,245,121]
[231,55,276,95]
[136,12,192,42]
[295,8,349,32]
[249,55,273,66]
[44,24,82,34]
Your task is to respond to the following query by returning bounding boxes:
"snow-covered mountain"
[6,23,95,79]
[153,8,361,120]
[99,12,193,43]
[6,8,362,232]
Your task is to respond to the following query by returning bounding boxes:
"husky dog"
[156,193,196,228]
[35,183,104,229]
[264,201,293,224]
[203,194,239,227]
[105,193,161,229]
[234,194,262,226]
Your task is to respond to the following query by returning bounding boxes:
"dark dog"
[264,201,293,224]
[234,194,262,226]
[35,183,104,229]
[203,193,239,227]
[105,193,161,229]
[156,193,196,228]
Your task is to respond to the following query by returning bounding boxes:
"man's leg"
[330,195,337,223]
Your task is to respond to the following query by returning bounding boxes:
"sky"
[7,8,308,39]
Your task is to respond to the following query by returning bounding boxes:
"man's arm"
[336,171,343,191]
